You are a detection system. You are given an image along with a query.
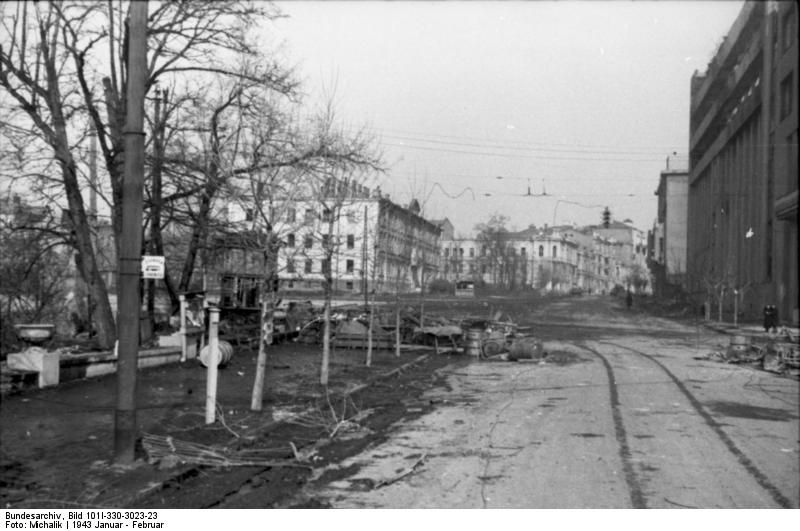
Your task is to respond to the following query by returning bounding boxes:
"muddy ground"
[1,326,472,509]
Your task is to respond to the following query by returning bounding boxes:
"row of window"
[285,233,357,249]
[444,245,559,258]
[275,207,362,224]
[286,258,357,275]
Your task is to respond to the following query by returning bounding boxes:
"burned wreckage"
[182,233,544,360]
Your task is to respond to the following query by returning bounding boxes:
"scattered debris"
[374,453,428,489]
[141,433,310,469]
[286,394,372,439]
[701,330,799,377]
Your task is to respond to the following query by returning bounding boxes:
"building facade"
[438,223,643,294]
[652,169,689,292]
[268,190,441,296]
[687,1,798,324]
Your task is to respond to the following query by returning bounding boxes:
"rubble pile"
[285,302,545,360]
[706,329,800,376]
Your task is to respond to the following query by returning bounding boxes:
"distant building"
[687,1,798,324]
[264,183,441,295]
[652,169,689,293]
[592,221,651,293]
[437,222,643,294]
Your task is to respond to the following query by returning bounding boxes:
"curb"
[126,351,435,506]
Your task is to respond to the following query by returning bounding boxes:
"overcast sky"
[269,0,745,236]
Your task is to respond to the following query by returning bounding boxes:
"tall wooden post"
[114,0,148,464]
[179,294,187,362]
[362,205,368,308]
[206,308,220,424]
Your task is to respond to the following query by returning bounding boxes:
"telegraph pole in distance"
[114,0,148,464]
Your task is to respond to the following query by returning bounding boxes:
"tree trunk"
[48,80,116,348]
[366,299,373,367]
[320,282,331,386]
[251,237,277,411]
[178,190,213,293]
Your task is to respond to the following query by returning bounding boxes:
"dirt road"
[291,296,799,508]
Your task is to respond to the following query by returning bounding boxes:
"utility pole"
[114,0,148,464]
[362,204,368,308]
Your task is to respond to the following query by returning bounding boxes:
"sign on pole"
[141,255,165,279]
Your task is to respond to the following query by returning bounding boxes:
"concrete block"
[186,341,198,360]
[158,332,182,347]
[7,347,60,387]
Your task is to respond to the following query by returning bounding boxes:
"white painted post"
[205,307,220,424]
[179,294,187,362]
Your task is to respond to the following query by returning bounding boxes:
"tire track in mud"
[576,342,647,508]
[585,340,792,509]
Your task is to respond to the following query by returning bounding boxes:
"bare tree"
[475,214,513,289]
[1,1,296,348]
[0,199,72,349]
[237,102,382,400]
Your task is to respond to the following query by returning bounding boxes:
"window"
[286,260,295,273]
[444,248,450,257]
[304,209,314,223]
[346,259,354,273]
[286,233,295,247]
[469,264,475,273]
[521,247,526,256]
[322,234,330,248]
[459,247,464,257]
[553,246,558,258]
[481,246,487,256]
[304,260,313,274]
[780,72,793,120]
[538,245,544,257]
[321,259,330,275]
[481,264,487,274]
[304,235,313,249]
[322,208,333,222]
[469,247,475,257]
[458,263,463,273]
[783,8,796,52]
[346,281,354,290]
[286,208,296,223]
[347,234,355,249]
[245,208,254,221]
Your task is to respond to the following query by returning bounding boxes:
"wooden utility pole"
[362,205,368,308]
[114,0,148,464]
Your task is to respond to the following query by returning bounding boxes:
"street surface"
[293,295,799,508]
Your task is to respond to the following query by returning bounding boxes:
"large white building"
[266,185,441,295]
[438,222,648,294]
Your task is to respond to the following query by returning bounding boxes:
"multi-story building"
[651,169,689,294]
[265,184,441,295]
[437,222,642,294]
[687,1,798,324]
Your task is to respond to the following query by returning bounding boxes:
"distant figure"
[763,305,778,333]
[625,291,633,309]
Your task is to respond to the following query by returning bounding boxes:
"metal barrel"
[465,329,483,356]
[730,335,750,347]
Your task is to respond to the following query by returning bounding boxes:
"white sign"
[141,255,165,279]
